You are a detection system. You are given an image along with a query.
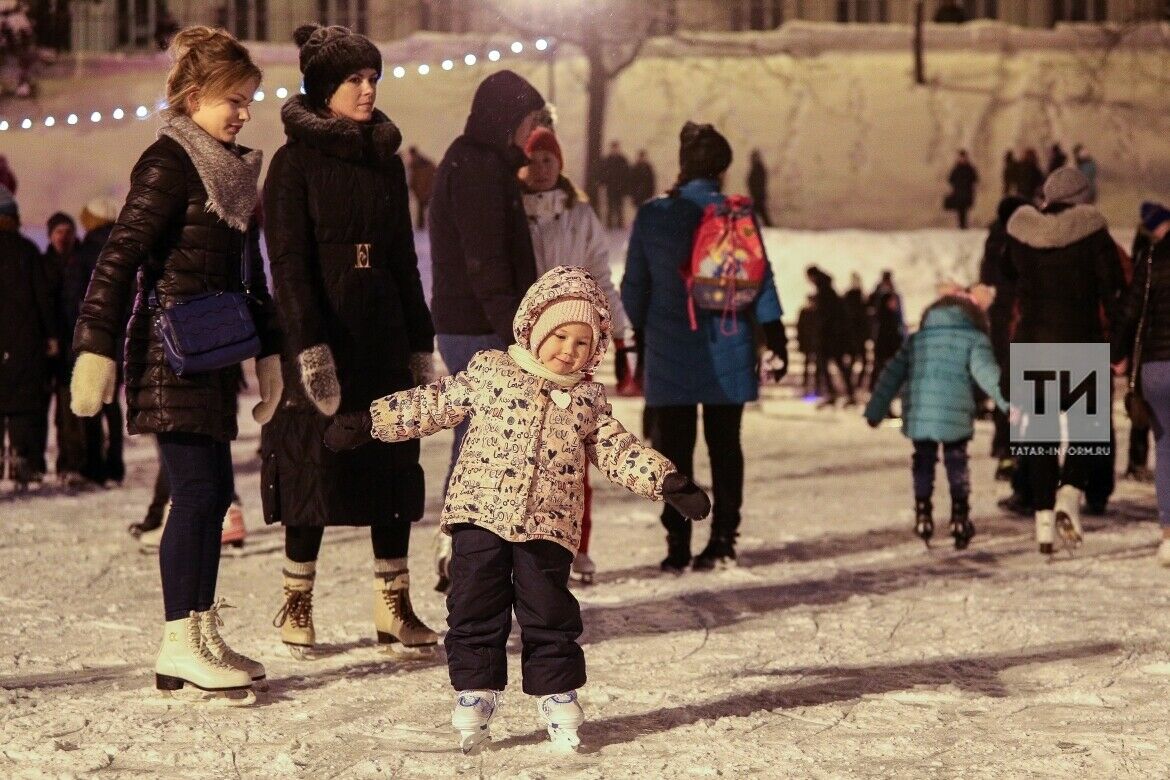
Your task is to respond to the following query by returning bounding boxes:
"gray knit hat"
[293,24,382,109]
[1043,167,1092,205]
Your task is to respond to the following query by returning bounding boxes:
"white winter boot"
[1035,509,1056,556]
[154,613,253,697]
[1054,485,1084,550]
[452,689,500,755]
[199,599,267,691]
[537,690,585,750]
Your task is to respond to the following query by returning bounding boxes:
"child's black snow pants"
[445,523,585,696]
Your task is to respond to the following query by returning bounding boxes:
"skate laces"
[202,601,255,665]
[188,613,236,670]
[379,579,426,629]
[273,587,313,630]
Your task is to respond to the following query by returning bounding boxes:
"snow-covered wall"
[4,22,1169,231]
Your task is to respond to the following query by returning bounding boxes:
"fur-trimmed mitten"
[70,352,116,417]
[297,344,341,416]
[409,352,435,386]
[661,472,711,520]
[252,354,284,424]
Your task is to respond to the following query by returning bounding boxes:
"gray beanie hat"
[1043,167,1092,205]
[293,24,382,110]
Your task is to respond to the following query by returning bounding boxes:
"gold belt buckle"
[355,243,371,269]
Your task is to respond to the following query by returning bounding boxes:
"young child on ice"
[864,283,1007,550]
[324,265,711,753]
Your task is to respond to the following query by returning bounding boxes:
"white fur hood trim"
[1007,204,1107,250]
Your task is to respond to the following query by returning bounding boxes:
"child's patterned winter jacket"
[369,266,675,554]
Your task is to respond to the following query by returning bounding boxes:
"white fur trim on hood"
[1006,204,1107,250]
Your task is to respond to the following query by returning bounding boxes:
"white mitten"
[296,344,341,416]
[71,352,116,417]
[252,354,284,424]
[409,351,435,386]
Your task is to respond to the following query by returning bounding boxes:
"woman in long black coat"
[263,24,438,658]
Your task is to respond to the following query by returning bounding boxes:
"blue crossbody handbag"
[150,236,260,377]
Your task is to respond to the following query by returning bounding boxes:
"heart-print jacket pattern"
[369,349,673,553]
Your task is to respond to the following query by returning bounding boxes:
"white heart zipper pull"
[550,389,572,409]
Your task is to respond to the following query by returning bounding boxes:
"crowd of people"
[1,20,1166,755]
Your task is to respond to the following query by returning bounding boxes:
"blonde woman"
[71,27,281,700]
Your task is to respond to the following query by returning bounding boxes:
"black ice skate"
[914,498,934,546]
[692,533,737,571]
[950,498,975,550]
[660,533,692,574]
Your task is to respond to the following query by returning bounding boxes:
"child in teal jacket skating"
[865,285,1007,549]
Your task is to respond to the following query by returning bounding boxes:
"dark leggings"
[650,404,745,543]
[285,523,410,563]
[158,432,234,621]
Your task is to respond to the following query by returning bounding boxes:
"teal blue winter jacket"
[864,296,1007,443]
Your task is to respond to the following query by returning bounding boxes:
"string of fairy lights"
[0,37,551,132]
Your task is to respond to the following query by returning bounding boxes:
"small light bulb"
[112,108,125,120]
[45,116,55,127]
[90,111,102,122]
[464,53,477,66]
[20,118,31,129]
[536,39,549,51]
[135,105,148,118]
[418,64,430,75]
[276,87,289,99]
[442,59,454,71]
[67,114,78,125]
[0,121,8,131]
[253,90,265,101]
[511,42,523,53]
[488,50,501,62]
[393,66,406,78]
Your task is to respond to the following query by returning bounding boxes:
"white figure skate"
[1054,485,1084,551]
[538,691,584,751]
[452,689,500,755]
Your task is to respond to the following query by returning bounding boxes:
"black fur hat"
[678,122,732,182]
[293,23,383,109]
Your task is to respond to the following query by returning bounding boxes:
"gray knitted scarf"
[157,109,262,232]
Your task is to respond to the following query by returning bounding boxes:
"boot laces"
[188,612,236,670]
[203,599,253,666]
[380,580,426,630]
[273,587,313,630]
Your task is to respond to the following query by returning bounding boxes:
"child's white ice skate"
[452,689,500,755]
[538,691,584,751]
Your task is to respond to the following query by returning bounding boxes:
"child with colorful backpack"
[323,265,711,753]
[864,283,1007,549]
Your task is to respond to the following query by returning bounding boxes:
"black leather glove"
[760,320,788,382]
[324,410,374,452]
[661,472,711,520]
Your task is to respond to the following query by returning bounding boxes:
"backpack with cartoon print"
[684,195,768,333]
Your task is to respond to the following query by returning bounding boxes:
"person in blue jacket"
[621,122,787,572]
[865,284,1007,550]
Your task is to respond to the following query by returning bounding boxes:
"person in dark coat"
[796,295,821,395]
[263,24,440,658]
[1124,205,1158,482]
[841,272,869,387]
[1016,148,1044,202]
[1003,167,1123,555]
[806,266,855,406]
[946,149,978,229]
[628,149,656,208]
[1047,143,1068,174]
[747,149,773,227]
[933,0,968,22]
[0,185,55,490]
[1002,151,1018,197]
[71,27,280,694]
[622,121,786,572]
[428,68,544,589]
[42,210,91,485]
[979,195,1028,478]
[74,199,126,486]
[1112,202,1170,565]
[869,270,906,393]
[599,140,630,229]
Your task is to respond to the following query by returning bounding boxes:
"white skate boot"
[538,690,585,751]
[1054,485,1084,550]
[1035,509,1056,556]
[374,570,439,658]
[452,689,500,755]
[572,551,596,585]
[154,613,254,704]
[199,599,267,691]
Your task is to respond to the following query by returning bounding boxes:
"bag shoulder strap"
[1130,249,1153,392]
